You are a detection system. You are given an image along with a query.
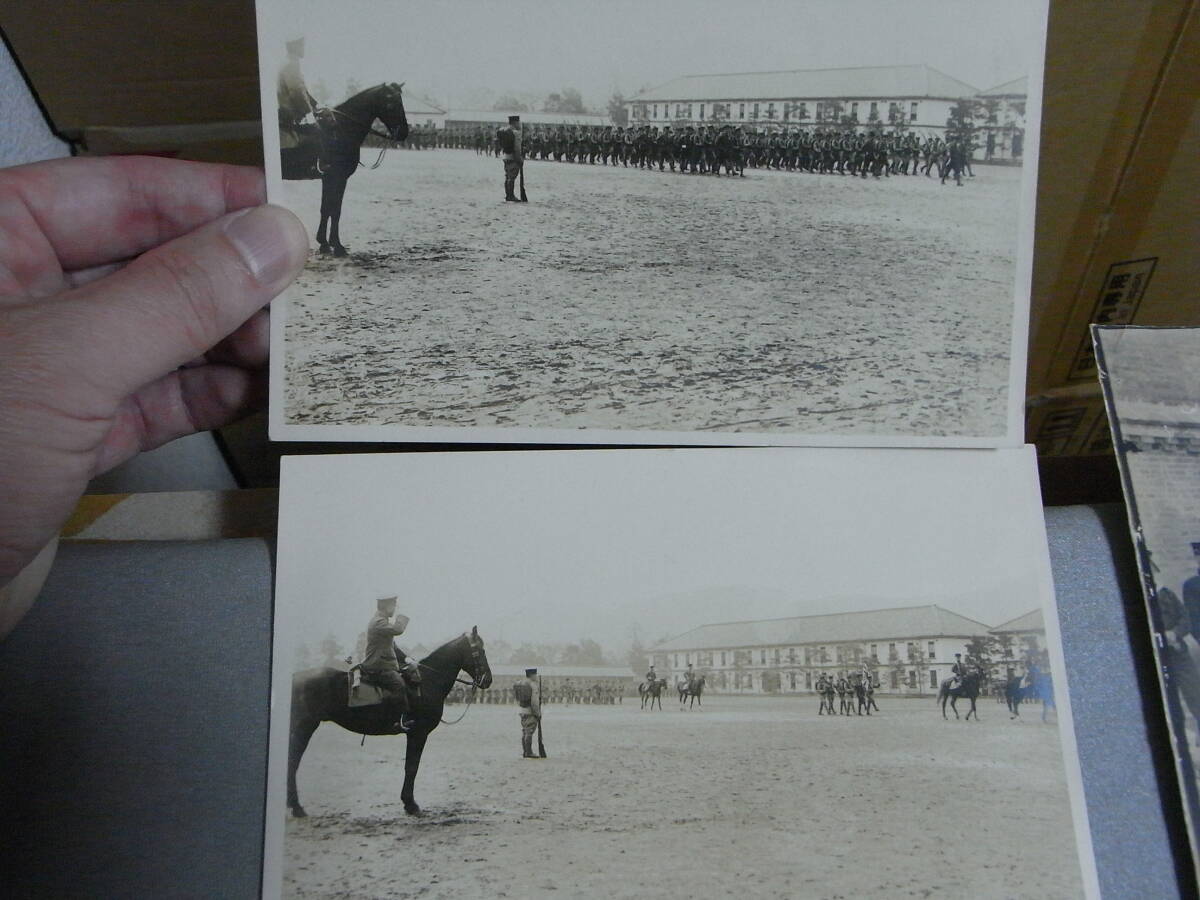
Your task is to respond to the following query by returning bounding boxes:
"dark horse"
[281,82,409,258]
[678,675,705,710]
[640,677,668,710]
[938,669,985,721]
[287,627,492,819]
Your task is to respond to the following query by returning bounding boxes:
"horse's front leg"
[401,728,430,816]
[327,174,350,257]
[317,176,334,254]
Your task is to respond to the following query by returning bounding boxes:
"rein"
[415,653,486,726]
[328,101,403,170]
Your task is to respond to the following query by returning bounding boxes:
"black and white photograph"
[1095,325,1200,870]
[264,448,1097,898]
[258,0,1046,446]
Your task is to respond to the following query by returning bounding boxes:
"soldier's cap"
[508,115,520,124]
[955,652,962,657]
[376,595,398,607]
[525,667,538,677]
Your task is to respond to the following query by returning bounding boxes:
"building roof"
[406,93,447,116]
[445,109,610,127]
[991,608,1044,633]
[630,64,979,103]
[979,76,1028,97]
[650,604,992,652]
[489,664,634,679]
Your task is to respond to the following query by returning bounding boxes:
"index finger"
[0,155,267,274]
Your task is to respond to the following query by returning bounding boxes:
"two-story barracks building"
[647,604,994,696]
[624,63,1015,152]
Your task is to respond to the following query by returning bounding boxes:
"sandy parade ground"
[279,150,1023,439]
[281,693,1083,899]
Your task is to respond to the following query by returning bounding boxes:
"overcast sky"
[275,448,1052,659]
[259,0,1046,111]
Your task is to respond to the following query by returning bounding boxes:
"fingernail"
[223,205,303,286]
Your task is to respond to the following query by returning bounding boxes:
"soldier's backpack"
[512,681,533,706]
[497,127,516,154]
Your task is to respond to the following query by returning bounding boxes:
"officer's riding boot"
[522,734,534,758]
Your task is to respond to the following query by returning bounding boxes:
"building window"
[738,102,745,119]
[685,653,691,665]
[908,670,917,688]
[890,669,899,689]
[720,651,726,666]
[788,647,796,663]
[789,671,796,689]
[765,102,776,119]
[928,641,936,659]
[759,649,766,664]
[819,646,828,663]
[699,103,705,120]
[906,642,916,661]
[805,671,812,689]
[888,642,897,661]
[910,101,919,122]
[869,101,879,120]
[870,644,878,660]
[798,101,808,120]
[687,103,693,118]
[652,104,658,119]
[851,101,859,118]
[930,669,938,688]
[773,648,780,664]
[752,102,759,119]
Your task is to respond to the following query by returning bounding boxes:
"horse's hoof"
[291,805,308,819]
[333,247,348,258]
[318,245,331,256]
[404,804,422,817]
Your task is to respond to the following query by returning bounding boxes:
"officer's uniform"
[516,667,542,758]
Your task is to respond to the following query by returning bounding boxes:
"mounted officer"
[360,595,418,730]
[950,652,969,690]
[276,36,319,137]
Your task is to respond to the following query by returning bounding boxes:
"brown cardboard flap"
[0,0,260,134]
[1029,0,1200,394]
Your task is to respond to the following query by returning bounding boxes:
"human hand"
[0,155,308,619]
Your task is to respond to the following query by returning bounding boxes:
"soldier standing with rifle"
[496,115,527,202]
[514,667,545,758]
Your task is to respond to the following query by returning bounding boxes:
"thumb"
[50,204,307,403]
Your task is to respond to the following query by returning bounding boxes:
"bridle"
[325,83,408,170]
[415,633,490,725]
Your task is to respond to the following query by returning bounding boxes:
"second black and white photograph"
[259,0,1047,446]
[264,447,1096,898]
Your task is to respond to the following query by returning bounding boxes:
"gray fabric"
[1045,504,1190,897]
[0,509,1190,897]
[0,540,273,899]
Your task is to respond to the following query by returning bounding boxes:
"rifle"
[536,675,547,757]
[519,161,528,202]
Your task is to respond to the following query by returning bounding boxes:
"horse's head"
[377,82,409,142]
[461,626,492,689]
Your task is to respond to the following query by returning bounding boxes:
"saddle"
[347,665,421,709]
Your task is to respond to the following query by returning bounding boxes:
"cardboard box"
[0,0,262,160]
[1029,0,1199,405]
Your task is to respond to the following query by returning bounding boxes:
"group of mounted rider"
[458,122,973,184]
[640,663,705,709]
